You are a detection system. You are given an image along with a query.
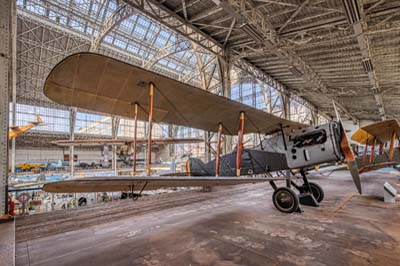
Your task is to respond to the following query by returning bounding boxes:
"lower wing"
[43,176,271,193]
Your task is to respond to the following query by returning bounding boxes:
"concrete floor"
[0,220,14,266]
[15,170,400,266]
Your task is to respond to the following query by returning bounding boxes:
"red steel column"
[147,83,154,176]
[388,131,396,161]
[369,137,376,164]
[215,123,223,177]
[236,112,245,176]
[132,103,138,175]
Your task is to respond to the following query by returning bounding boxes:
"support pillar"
[281,93,291,120]
[69,108,76,177]
[111,116,120,175]
[146,83,154,176]
[10,0,17,177]
[236,112,245,176]
[0,0,13,216]
[133,103,138,175]
[215,123,223,176]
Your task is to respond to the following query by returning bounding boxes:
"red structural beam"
[147,82,154,176]
[215,123,223,177]
[133,103,138,175]
[236,112,245,176]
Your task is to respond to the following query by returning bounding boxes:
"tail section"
[31,114,43,126]
[186,158,212,176]
[32,114,43,125]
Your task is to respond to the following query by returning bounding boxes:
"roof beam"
[213,0,356,121]
[341,0,386,120]
[278,0,311,33]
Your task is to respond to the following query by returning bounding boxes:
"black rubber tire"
[308,182,324,203]
[272,187,299,213]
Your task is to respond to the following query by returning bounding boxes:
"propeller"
[332,100,362,194]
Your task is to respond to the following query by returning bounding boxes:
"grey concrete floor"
[15,170,400,266]
[0,220,14,266]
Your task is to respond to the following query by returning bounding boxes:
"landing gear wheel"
[272,187,299,213]
[308,182,324,203]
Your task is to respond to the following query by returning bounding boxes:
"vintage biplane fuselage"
[188,121,345,177]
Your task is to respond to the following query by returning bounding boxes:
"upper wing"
[51,137,203,147]
[44,52,303,135]
[42,176,271,193]
[351,119,400,144]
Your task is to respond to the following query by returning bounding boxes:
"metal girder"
[123,0,223,55]
[143,39,191,70]
[342,0,386,120]
[0,0,13,215]
[278,0,311,34]
[111,116,120,175]
[213,0,356,122]
[69,107,76,177]
[90,3,136,52]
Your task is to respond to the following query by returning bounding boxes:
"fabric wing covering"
[44,52,303,135]
[351,119,400,144]
[42,176,270,193]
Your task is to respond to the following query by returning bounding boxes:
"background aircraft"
[41,52,363,213]
[9,114,43,139]
[351,119,400,173]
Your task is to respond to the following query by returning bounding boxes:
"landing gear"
[306,182,324,203]
[272,187,299,213]
[269,169,325,213]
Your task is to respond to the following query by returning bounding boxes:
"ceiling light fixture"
[362,57,373,72]
[342,0,361,24]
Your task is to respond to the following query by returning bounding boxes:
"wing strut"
[388,131,396,161]
[236,112,245,176]
[216,123,223,177]
[133,103,138,175]
[147,83,154,176]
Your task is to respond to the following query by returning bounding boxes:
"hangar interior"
[0,0,399,266]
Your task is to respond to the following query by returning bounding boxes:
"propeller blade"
[340,126,362,194]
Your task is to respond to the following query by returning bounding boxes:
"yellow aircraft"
[9,114,43,139]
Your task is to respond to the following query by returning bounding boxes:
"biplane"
[9,114,43,139]
[41,52,362,213]
[351,119,400,173]
[52,137,202,166]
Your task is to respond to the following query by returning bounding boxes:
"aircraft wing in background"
[51,137,203,147]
